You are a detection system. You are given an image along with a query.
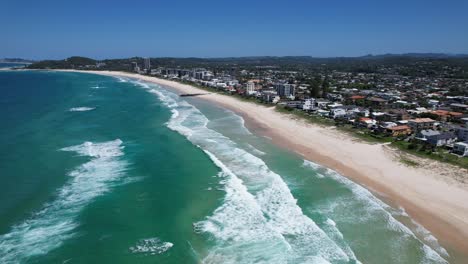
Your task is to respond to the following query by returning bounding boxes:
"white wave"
[245,143,266,156]
[116,77,128,83]
[195,151,293,263]
[322,218,361,263]
[302,160,325,178]
[69,107,95,112]
[0,139,129,263]
[302,159,448,263]
[90,85,103,89]
[129,237,173,255]
[210,110,253,136]
[133,79,151,89]
[409,213,449,257]
[302,160,322,170]
[148,86,358,263]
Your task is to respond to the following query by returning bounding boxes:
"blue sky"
[1,0,467,59]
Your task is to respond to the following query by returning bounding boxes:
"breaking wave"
[69,107,95,112]
[130,237,173,255]
[302,160,448,263]
[142,83,360,263]
[116,77,129,83]
[0,139,129,263]
[136,79,449,263]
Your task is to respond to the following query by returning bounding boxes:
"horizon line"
[3,52,468,62]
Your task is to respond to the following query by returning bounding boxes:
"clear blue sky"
[1,0,467,59]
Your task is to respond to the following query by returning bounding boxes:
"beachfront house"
[386,125,412,137]
[416,130,457,147]
[358,117,377,128]
[302,98,316,111]
[454,126,468,141]
[281,101,303,109]
[408,118,436,132]
[316,99,330,109]
[260,91,279,103]
[330,108,347,119]
[317,109,330,117]
[452,142,468,157]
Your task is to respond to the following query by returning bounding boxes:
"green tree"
[322,76,330,97]
[308,75,322,97]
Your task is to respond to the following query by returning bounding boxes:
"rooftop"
[409,118,435,123]
[388,125,411,131]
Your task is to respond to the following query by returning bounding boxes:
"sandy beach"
[75,70,468,259]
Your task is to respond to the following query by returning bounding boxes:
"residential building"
[453,142,468,157]
[450,103,468,112]
[349,95,365,102]
[330,108,347,119]
[261,91,279,103]
[131,62,139,72]
[431,110,464,121]
[408,107,429,115]
[386,125,412,137]
[316,99,330,109]
[302,99,316,111]
[358,117,377,128]
[366,97,388,107]
[455,126,468,141]
[327,103,343,109]
[144,58,151,71]
[408,118,436,132]
[417,130,457,147]
[246,81,256,95]
[282,101,303,108]
[275,83,295,98]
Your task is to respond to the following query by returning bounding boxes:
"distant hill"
[27,53,468,79]
[27,56,96,69]
[359,53,468,59]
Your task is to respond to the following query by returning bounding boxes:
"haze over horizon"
[1,0,468,60]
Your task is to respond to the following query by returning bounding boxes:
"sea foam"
[130,237,173,255]
[116,77,128,83]
[143,83,360,263]
[0,139,128,263]
[302,160,448,263]
[69,107,95,112]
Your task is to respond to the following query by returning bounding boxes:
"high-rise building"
[144,58,151,71]
[131,62,139,72]
[246,81,256,95]
[275,83,295,98]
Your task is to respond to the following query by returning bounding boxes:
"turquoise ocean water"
[0,68,457,263]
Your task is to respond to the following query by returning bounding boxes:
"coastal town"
[10,54,468,261]
[131,57,468,167]
[27,55,468,168]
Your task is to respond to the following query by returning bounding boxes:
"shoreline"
[67,70,468,260]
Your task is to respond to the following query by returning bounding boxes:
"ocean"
[0,68,453,263]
